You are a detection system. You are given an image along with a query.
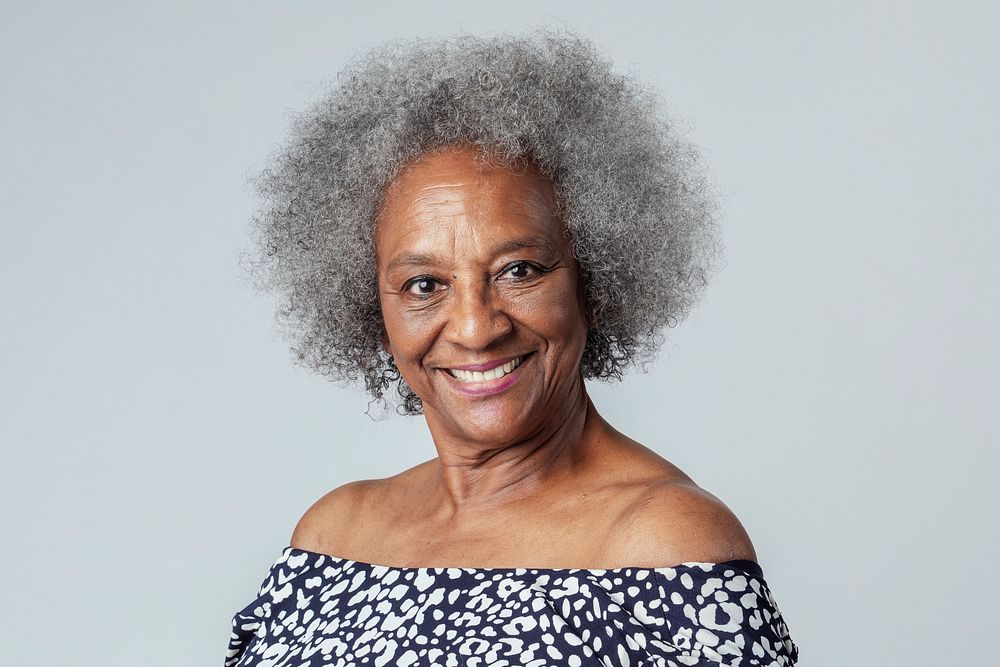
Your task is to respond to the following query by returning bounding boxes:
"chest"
[232,558,668,667]
[352,488,637,569]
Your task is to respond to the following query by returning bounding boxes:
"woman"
[227,30,798,666]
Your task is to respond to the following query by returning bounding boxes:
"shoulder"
[289,459,438,555]
[289,479,381,554]
[608,478,757,567]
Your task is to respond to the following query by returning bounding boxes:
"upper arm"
[614,481,757,566]
[289,480,373,554]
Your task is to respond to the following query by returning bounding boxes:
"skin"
[291,145,756,569]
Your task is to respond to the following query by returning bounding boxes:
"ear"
[381,326,392,358]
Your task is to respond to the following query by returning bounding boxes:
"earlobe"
[381,328,392,358]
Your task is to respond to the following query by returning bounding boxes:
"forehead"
[375,147,563,264]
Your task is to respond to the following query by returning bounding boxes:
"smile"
[446,354,527,383]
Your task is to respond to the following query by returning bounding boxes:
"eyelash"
[403,261,545,298]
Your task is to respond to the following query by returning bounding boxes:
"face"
[375,145,589,445]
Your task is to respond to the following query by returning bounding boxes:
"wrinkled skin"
[376,146,589,451]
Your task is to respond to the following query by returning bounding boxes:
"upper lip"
[443,353,528,372]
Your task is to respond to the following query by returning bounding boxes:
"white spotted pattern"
[225,547,798,666]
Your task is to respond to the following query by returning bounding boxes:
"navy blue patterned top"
[226,546,798,666]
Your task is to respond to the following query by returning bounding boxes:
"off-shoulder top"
[225,546,798,666]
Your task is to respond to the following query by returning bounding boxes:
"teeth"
[449,356,524,382]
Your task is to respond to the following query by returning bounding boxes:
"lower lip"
[441,355,530,397]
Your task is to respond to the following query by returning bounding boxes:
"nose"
[443,279,514,349]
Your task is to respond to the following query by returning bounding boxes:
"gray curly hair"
[239,29,722,416]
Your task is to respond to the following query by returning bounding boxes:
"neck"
[425,374,600,514]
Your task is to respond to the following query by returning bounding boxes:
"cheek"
[511,277,587,350]
[380,301,439,361]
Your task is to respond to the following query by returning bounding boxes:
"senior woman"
[226,30,798,667]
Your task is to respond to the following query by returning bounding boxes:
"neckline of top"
[281,546,764,578]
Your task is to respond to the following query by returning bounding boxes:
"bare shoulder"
[289,479,381,554]
[609,478,757,567]
[287,458,437,555]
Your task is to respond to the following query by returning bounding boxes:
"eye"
[403,276,444,297]
[501,261,543,281]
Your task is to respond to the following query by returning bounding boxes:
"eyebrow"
[384,235,560,273]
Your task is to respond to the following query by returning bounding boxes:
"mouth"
[445,353,530,382]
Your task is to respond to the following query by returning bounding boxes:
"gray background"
[2,1,997,665]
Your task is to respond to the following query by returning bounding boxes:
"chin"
[429,391,545,445]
